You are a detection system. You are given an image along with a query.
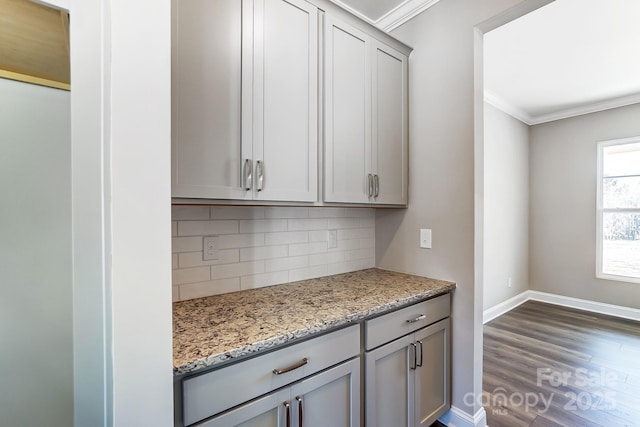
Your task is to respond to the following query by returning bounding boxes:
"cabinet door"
[413,319,450,426]
[292,358,360,427]
[364,334,413,427]
[324,15,371,203]
[195,388,289,427]
[371,40,408,205]
[172,0,254,200]
[253,0,318,202]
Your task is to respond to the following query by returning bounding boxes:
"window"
[597,137,640,283]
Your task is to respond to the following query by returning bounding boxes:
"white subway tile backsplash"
[288,218,328,231]
[289,265,328,282]
[264,207,309,219]
[211,206,265,220]
[289,241,328,257]
[239,219,287,233]
[217,233,265,249]
[172,236,202,253]
[308,207,345,218]
[178,249,240,268]
[338,227,374,240]
[328,217,361,229]
[178,220,239,236]
[241,271,289,290]
[172,206,210,220]
[309,230,329,242]
[179,278,241,300]
[211,261,265,280]
[265,231,308,245]
[240,245,288,261]
[172,287,180,302]
[171,206,376,301]
[172,266,211,285]
[265,255,309,273]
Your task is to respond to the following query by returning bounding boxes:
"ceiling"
[484,0,640,125]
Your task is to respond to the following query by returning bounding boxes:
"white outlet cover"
[203,236,219,261]
[420,229,432,249]
[328,229,338,249]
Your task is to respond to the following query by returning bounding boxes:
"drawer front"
[183,324,360,426]
[364,294,450,350]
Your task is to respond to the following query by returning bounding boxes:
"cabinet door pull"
[272,357,308,375]
[256,160,264,192]
[283,401,291,427]
[368,174,374,198]
[374,174,379,197]
[409,343,417,370]
[406,314,426,323]
[296,396,303,427]
[416,340,423,367]
[244,159,253,191]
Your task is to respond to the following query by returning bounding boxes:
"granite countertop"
[173,268,455,375]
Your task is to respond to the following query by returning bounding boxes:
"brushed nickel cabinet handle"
[417,340,423,367]
[244,159,252,191]
[296,396,303,427]
[406,314,426,324]
[272,357,308,375]
[368,174,374,198]
[374,174,379,198]
[256,160,264,192]
[283,401,291,427]
[409,343,417,370]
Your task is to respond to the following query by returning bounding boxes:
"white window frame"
[596,136,640,284]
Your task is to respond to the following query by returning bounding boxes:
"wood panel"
[484,301,640,427]
[0,0,70,90]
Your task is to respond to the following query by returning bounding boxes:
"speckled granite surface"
[173,268,455,375]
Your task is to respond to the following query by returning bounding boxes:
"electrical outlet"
[508,277,512,288]
[420,229,432,249]
[328,229,338,249]
[203,236,219,261]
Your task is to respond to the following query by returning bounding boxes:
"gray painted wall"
[483,103,530,310]
[0,79,72,426]
[530,103,640,309]
[379,0,525,417]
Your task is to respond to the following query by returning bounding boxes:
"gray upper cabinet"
[324,15,409,206]
[172,0,318,202]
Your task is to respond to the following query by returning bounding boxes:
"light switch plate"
[420,229,432,249]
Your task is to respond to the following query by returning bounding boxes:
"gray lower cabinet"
[196,358,360,427]
[364,298,451,427]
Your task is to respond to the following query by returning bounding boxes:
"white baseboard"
[484,290,640,324]
[439,406,487,427]
[482,292,530,324]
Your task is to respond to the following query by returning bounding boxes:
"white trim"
[31,0,69,10]
[484,90,533,125]
[439,406,487,427]
[532,93,640,125]
[328,0,443,33]
[482,292,530,324]
[377,0,443,32]
[484,290,640,324]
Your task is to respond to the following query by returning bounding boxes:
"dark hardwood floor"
[483,301,640,427]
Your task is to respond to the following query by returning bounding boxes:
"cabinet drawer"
[183,324,360,426]
[364,294,450,350]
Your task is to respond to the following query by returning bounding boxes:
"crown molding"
[484,90,533,125]
[329,0,442,33]
[531,92,640,125]
[377,0,443,32]
[484,90,640,126]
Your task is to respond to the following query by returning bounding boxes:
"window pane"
[602,212,640,279]
[603,142,640,177]
[603,176,640,208]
